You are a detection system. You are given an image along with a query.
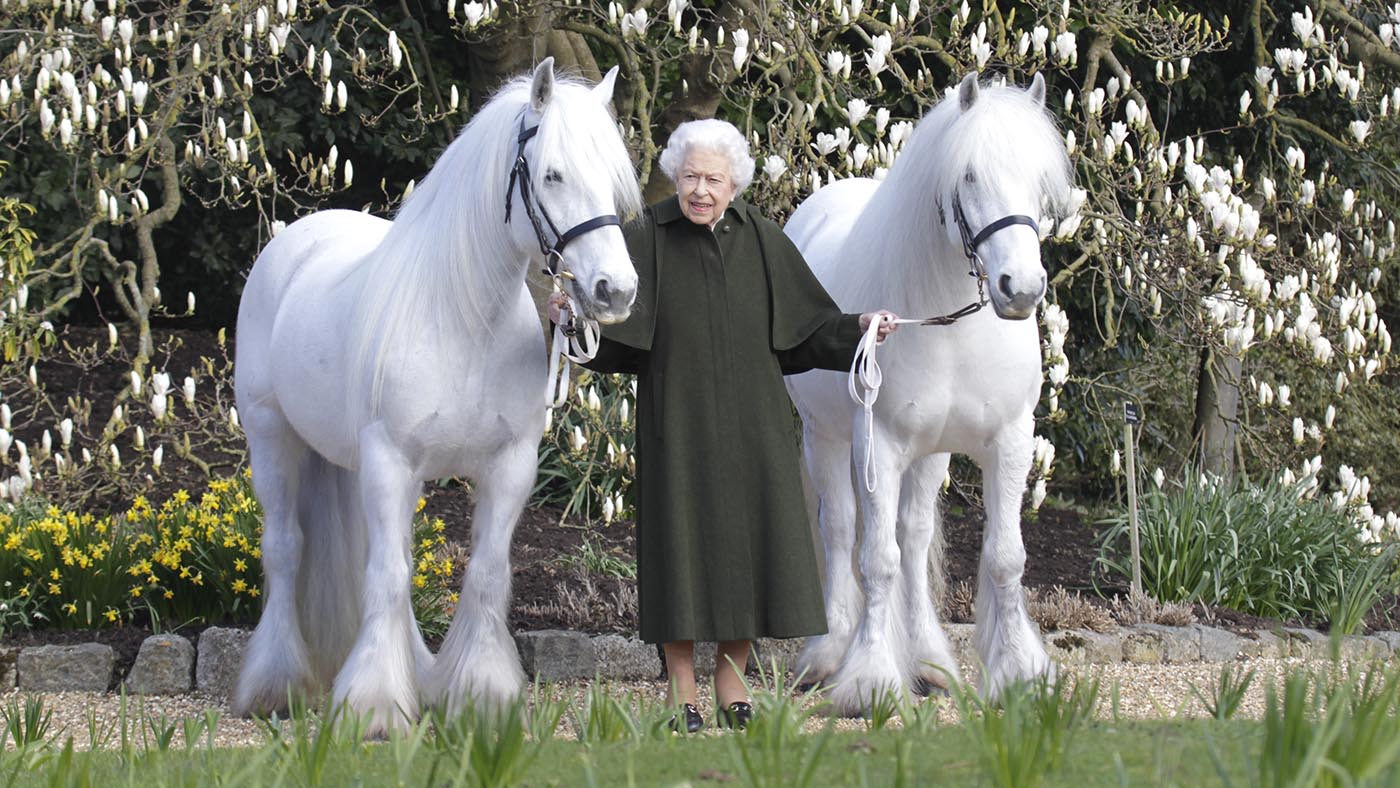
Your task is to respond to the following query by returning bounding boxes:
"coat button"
[722,224,731,233]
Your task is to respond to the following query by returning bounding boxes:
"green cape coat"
[587,196,862,644]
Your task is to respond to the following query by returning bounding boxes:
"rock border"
[7,624,1399,698]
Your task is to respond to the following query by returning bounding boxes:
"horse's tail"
[928,501,947,617]
[294,452,367,688]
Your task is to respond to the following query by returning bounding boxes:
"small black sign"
[1123,402,1142,425]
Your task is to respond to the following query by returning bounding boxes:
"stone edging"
[4,624,1398,698]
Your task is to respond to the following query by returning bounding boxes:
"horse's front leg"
[233,422,317,717]
[794,427,862,688]
[898,453,961,694]
[973,419,1053,700]
[425,438,533,715]
[825,417,909,716]
[332,422,423,736]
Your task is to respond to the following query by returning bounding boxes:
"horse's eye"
[544,169,564,184]
[964,172,977,184]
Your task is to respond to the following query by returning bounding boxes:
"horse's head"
[938,72,1069,321]
[509,59,641,324]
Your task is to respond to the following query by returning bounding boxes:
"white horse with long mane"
[232,60,640,734]
[785,73,1073,714]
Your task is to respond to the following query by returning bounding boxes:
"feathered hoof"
[794,634,849,691]
[332,684,420,739]
[911,658,960,697]
[982,653,1057,703]
[912,675,951,698]
[822,662,907,718]
[232,636,320,718]
[232,678,317,720]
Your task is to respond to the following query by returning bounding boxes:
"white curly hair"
[657,118,755,194]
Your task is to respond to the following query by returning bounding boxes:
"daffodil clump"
[0,472,458,633]
[412,497,458,640]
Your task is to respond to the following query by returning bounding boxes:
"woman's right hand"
[548,291,568,324]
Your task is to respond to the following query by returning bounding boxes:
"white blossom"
[1052,30,1077,65]
[846,97,870,127]
[865,32,892,79]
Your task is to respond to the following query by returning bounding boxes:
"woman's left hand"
[860,310,899,343]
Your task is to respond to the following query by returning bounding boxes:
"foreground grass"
[4,720,1256,786]
[8,664,1400,787]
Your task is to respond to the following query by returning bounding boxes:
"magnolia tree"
[2,0,1398,537]
[477,0,1400,532]
[0,0,460,358]
[0,0,469,505]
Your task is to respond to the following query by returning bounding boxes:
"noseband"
[504,117,621,282]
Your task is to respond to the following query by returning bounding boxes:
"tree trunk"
[466,4,600,107]
[1192,347,1241,479]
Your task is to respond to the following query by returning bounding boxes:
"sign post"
[1123,402,1143,598]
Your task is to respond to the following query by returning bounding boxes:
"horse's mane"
[840,78,1072,312]
[343,73,641,414]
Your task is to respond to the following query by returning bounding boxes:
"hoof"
[912,676,950,698]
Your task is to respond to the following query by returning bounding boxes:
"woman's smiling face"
[675,148,736,227]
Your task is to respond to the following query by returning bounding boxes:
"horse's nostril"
[594,279,612,307]
[998,273,1014,298]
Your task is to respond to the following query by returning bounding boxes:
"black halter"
[919,191,1039,325]
[505,117,622,279]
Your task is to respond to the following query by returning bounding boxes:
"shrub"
[534,370,634,525]
[1098,473,1397,625]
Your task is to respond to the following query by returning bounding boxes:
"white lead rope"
[546,291,600,410]
[848,315,927,493]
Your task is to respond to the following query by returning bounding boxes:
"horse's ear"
[958,72,979,111]
[593,65,620,105]
[1027,72,1047,107]
[530,57,556,112]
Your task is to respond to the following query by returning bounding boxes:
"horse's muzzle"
[990,272,1046,320]
[576,278,636,324]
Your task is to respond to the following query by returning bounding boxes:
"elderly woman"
[551,118,895,732]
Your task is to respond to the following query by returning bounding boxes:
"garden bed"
[6,325,1399,671]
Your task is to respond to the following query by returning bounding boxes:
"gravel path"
[2,656,1320,750]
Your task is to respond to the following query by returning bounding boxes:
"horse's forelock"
[910,80,1072,218]
[531,77,642,220]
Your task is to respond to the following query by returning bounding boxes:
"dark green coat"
[587,196,862,644]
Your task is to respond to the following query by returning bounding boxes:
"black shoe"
[669,703,704,734]
[718,701,753,730]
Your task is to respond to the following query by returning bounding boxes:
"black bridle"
[920,191,1039,326]
[504,117,621,281]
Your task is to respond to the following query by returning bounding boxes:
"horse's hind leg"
[898,453,961,693]
[426,439,532,714]
[331,422,423,736]
[233,418,318,717]
[795,427,862,688]
[974,420,1054,700]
